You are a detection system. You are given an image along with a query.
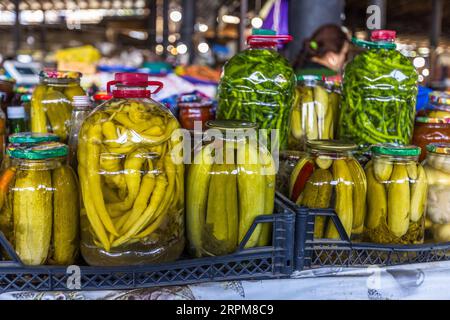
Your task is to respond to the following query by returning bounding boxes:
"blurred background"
[0,0,448,96]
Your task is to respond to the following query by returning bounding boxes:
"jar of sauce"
[178,95,213,130]
[412,116,450,162]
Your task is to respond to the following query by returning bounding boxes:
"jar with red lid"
[178,95,213,130]
[78,72,184,266]
[412,116,450,162]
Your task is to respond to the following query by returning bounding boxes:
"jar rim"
[306,139,357,152]
[206,120,258,131]
[371,143,421,157]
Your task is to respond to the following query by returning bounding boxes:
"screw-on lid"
[252,28,276,36]
[93,92,113,101]
[415,116,450,124]
[427,143,450,155]
[7,106,25,119]
[72,95,91,107]
[7,142,68,160]
[107,72,163,98]
[371,30,397,41]
[9,132,60,144]
[371,143,421,157]
[429,91,450,107]
[307,140,357,152]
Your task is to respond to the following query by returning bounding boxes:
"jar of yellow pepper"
[78,73,184,266]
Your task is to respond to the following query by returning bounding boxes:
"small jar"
[93,92,113,107]
[186,120,276,257]
[425,91,450,118]
[67,95,92,169]
[20,93,32,125]
[178,96,213,130]
[364,144,427,245]
[289,140,366,240]
[422,143,450,242]
[31,71,85,142]
[7,105,28,134]
[288,76,341,150]
[412,116,450,162]
[0,142,79,265]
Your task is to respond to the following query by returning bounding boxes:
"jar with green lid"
[31,70,85,142]
[339,30,418,150]
[289,140,367,240]
[186,120,276,257]
[216,29,295,150]
[288,75,341,150]
[364,144,427,244]
[422,143,450,242]
[0,142,79,265]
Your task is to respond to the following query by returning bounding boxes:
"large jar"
[186,120,275,257]
[216,29,295,150]
[31,71,85,142]
[0,142,79,265]
[339,30,418,150]
[289,140,367,240]
[288,76,341,150]
[364,144,427,244]
[78,73,184,266]
[412,116,450,162]
[422,143,450,242]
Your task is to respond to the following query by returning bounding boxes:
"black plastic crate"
[0,194,295,293]
[275,193,450,271]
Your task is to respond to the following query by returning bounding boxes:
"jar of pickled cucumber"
[289,140,367,240]
[78,72,184,266]
[31,71,85,142]
[288,76,341,150]
[0,142,79,265]
[422,143,450,243]
[364,144,427,244]
[186,120,276,257]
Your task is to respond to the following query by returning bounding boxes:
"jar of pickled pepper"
[0,142,79,265]
[31,71,85,142]
[289,140,367,240]
[364,144,427,244]
[78,73,184,266]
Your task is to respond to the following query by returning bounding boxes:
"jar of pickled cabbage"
[364,144,427,244]
[288,76,341,150]
[31,71,85,142]
[0,142,79,265]
[422,143,450,242]
[186,120,275,257]
[78,72,184,266]
[289,140,366,240]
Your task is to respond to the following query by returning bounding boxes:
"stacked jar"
[288,76,341,150]
[31,71,85,142]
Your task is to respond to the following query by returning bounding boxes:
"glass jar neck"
[41,77,80,86]
[309,148,352,158]
[373,153,418,163]
[12,157,65,170]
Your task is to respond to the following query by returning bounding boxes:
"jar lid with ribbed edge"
[426,143,450,155]
[7,106,25,119]
[371,143,421,157]
[72,95,91,107]
[307,140,357,152]
[9,132,60,144]
[415,116,450,124]
[7,142,68,160]
[206,120,258,131]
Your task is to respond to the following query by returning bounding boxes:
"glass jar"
[425,91,450,118]
[412,116,450,162]
[78,72,184,266]
[339,30,418,150]
[364,144,427,245]
[0,142,79,265]
[288,140,367,240]
[216,29,295,150]
[422,143,450,242]
[276,150,307,196]
[288,76,341,150]
[68,96,92,170]
[7,105,28,134]
[20,93,32,125]
[31,71,85,142]
[186,120,276,257]
[178,95,213,130]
